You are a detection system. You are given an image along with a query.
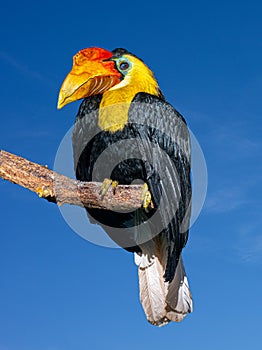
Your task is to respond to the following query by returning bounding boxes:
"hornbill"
[58,47,193,326]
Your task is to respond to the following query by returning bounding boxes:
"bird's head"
[57,47,160,109]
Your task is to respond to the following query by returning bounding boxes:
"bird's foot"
[141,183,152,212]
[36,186,54,198]
[100,178,119,198]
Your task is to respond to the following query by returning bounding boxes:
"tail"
[134,239,193,326]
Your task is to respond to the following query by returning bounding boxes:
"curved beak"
[57,47,121,109]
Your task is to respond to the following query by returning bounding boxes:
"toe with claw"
[36,186,53,198]
[141,183,152,211]
[100,178,119,198]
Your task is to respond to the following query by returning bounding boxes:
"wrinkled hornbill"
[58,47,192,326]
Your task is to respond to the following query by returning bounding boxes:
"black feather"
[72,93,191,281]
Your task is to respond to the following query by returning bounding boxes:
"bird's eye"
[119,61,129,71]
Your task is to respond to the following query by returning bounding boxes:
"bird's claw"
[141,183,152,211]
[36,186,53,198]
[100,178,118,198]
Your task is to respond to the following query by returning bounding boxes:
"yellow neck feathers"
[98,55,159,132]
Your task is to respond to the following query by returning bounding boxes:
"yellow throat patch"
[98,55,160,132]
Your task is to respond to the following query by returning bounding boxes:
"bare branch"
[0,150,146,211]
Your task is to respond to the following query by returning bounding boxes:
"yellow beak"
[57,47,122,109]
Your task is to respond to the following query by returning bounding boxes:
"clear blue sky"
[1,0,262,349]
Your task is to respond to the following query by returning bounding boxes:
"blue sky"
[1,0,262,349]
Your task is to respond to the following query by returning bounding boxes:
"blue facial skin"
[114,57,132,75]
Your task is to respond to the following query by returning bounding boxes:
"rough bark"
[0,150,148,212]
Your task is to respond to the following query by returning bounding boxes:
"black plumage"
[72,92,191,282]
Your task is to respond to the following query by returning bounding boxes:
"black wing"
[72,93,191,282]
[129,93,191,281]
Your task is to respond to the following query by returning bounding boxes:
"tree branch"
[0,150,147,211]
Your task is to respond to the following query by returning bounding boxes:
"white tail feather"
[135,240,193,326]
[166,258,193,322]
[138,255,168,325]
